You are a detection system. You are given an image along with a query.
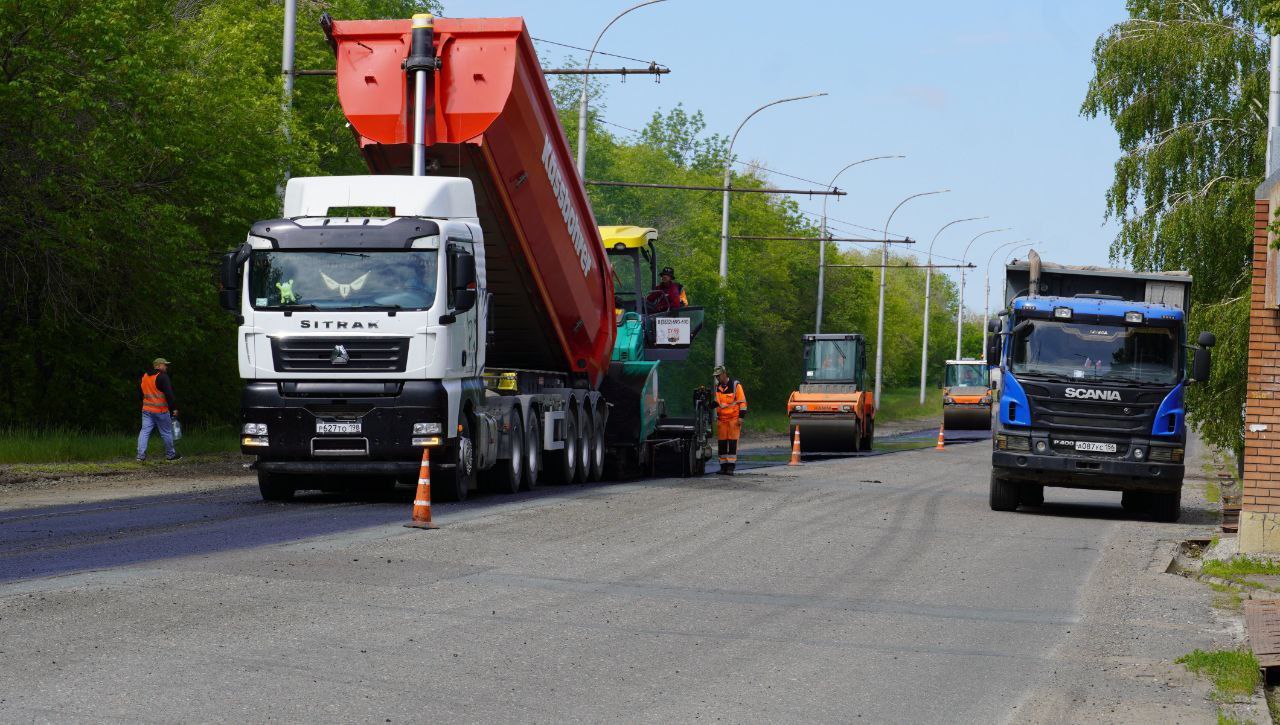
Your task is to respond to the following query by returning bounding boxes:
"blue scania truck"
[985,251,1215,521]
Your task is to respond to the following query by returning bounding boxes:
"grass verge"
[1176,649,1261,701]
[0,426,239,464]
[1201,556,1280,590]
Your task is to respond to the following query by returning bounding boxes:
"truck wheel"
[521,410,541,491]
[546,408,578,485]
[989,471,1020,512]
[588,414,606,482]
[1019,483,1044,507]
[1120,490,1146,514]
[257,471,295,502]
[860,419,875,451]
[575,409,592,485]
[483,414,523,495]
[435,415,475,502]
[1148,490,1181,523]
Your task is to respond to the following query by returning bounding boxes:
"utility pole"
[278,0,297,200]
[918,216,986,404]
[716,92,827,368]
[874,190,948,410]
[816,155,903,334]
[1270,34,1280,175]
[577,0,669,176]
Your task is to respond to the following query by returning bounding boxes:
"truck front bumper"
[992,450,1183,493]
[240,380,448,475]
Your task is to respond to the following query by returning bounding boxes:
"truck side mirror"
[985,334,1000,367]
[446,249,478,315]
[987,318,1001,334]
[1192,347,1212,384]
[218,249,244,313]
[1198,331,1216,348]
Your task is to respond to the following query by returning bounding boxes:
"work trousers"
[717,418,740,465]
[138,411,177,459]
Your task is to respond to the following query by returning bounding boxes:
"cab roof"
[1012,295,1184,321]
[599,225,657,251]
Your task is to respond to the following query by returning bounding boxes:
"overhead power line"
[531,36,667,69]
[585,180,846,196]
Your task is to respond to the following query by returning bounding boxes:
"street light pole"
[715,92,828,367]
[918,216,986,404]
[982,239,1031,354]
[817,155,904,334]
[576,0,669,176]
[278,0,298,199]
[874,189,949,409]
[955,228,1011,359]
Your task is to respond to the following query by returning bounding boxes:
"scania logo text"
[300,320,378,330]
[1064,388,1121,401]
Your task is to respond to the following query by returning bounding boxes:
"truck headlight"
[242,423,269,435]
[996,434,1031,452]
[1132,447,1145,460]
[1034,440,1048,453]
[413,422,442,435]
[241,435,269,447]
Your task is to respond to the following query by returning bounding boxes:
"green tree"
[1083,0,1275,456]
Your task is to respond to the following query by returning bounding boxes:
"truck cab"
[987,256,1214,521]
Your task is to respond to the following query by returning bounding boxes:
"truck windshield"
[249,250,438,310]
[804,340,860,383]
[1010,320,1179,384]
[945,364,989,388]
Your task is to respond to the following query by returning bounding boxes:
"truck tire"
[989,471,1020,512]
[859,418,874,451]
[1019,483,1044,507]
[483,414,523,495]
[435,415,476,502]
[546,408,578,485]
[1120,490,1145,514]
[575,408,592,485]
[521,410,541,491]
[588,414,606,482]
[1149,490,1181,523]
[258,471,296,502]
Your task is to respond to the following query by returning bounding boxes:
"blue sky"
[446,1,1130,314]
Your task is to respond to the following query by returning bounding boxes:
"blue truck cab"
[986,254,1214,521]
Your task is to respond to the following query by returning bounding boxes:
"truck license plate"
[1075,441,1116,453]
[316,422,361,435]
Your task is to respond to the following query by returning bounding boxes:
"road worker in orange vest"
[137,357,181,462]
[714,365,747,475]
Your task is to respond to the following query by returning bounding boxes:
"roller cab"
[942,359,992,430]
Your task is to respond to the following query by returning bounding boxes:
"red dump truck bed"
[326,17,614,387]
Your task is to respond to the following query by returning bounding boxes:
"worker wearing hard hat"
[714,365,747,475]
[137,357,181,462]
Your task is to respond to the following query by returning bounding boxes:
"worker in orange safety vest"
[713,365,747,475]
[137,357,181,462]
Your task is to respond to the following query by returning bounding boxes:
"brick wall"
[1246,198,1280,513]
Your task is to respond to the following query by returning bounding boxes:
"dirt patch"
[0,453,254,496]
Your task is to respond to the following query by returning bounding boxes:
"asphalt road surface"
[0,431,1236,722]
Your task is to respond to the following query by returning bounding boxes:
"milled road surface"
[0,433,1242,722]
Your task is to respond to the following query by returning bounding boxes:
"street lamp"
[918,216,987,404]
[874,189,949,409]
[983,240,1035,353]
[955,228,1011,359]
[576,0,669,176]
[816,155,904,334]
[715,92,828,367]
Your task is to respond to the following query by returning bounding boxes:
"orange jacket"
[715,379,747,421]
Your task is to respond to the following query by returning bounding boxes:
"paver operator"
[714,365,748,475]
[646,266,688,312]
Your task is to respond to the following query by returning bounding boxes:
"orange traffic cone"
[404,447,440,530]
[789,426,802,466]
[936,420,946,450]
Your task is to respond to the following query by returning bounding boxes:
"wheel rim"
[509,421,523,485]
[578,413,591,476]
[565,418,577,479]
[593,422,605,474]
[459,435,474,478]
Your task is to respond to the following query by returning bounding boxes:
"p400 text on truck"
[985,251,1215,521]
